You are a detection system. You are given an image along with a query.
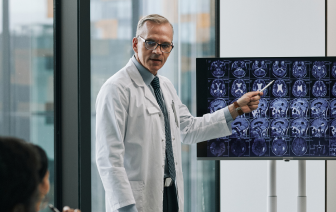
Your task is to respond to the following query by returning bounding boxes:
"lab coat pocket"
[129,181,145,211]
[147,106,160,115]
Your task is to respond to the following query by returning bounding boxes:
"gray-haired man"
[96,14,262,212]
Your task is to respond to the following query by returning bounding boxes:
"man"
[96,14,262,212]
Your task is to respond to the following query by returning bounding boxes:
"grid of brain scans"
[204,58,336,158]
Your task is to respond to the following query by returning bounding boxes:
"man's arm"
[118,204,138,212]
[178,91,262,144]
[96,82,136,211]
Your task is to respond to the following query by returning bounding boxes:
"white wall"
[327,0,336,56]
[220,1,326,211]
[221,161,325,212]
[220,0,325,57]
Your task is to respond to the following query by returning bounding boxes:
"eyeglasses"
[138,36,174,53]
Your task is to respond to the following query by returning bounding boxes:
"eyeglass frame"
[137,36,174,53]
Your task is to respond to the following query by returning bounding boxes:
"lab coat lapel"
[126,59,160,110]
[143,86,161,110]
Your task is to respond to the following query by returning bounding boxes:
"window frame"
[54,0,91,210]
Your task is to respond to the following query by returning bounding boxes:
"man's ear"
[132,37,138,53]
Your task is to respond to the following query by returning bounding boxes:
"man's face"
[132,21,173,76]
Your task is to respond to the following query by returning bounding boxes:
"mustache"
[149,56,162,60]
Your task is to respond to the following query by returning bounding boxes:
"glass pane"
[179,1,216,211]
[91,0,132,211]
[0,0,55,211]
[91,1,216,211]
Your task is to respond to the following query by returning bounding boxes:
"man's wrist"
[233,101,244,115]
[228,103,239,120]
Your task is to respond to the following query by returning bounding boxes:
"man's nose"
[152,45,162,55]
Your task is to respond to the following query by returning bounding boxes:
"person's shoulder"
[102,63,134,91]
[96,69,132,102]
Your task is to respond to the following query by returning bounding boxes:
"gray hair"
[136,14,174,37]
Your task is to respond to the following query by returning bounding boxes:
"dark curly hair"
[0,136,40,212]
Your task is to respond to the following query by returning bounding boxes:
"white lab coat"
[96,59,232,212]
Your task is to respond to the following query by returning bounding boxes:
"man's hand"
[237,91,263,113]
[229,91,263,120]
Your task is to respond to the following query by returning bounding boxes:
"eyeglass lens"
[145,41,173,53]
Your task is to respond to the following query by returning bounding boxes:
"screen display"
[196,57,336,159]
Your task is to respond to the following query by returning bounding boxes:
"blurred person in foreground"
[96,14,262,212]
[33,144,81,212]
[0,136,40,212]
[0,136,80,212]
[34,145,50,211]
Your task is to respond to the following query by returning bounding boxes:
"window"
[0,0,55,210]
[91,0,216,211]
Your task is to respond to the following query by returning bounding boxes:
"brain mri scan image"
[231,61,246,78]
[312,80,327,97]
[270,118,289,137]
[311,98,328,118]
[231,118,249,137]
[252,98,268,118]
[209,141,226,156]
[210,79,226,98]
[270,98,288,118]
[210,60,226,78]
[250,118,269,137]
[332,62,336,79]
[290,98,309,117]
[231,138,246,157]
[291,118,309,137]
[332,82,336,97]
[330,138,336,156]
[231,79,247,97]
[291,137,308,156]
[272,137,287,156]
[330,99,336,118]
[272,79,287,97]
[252,138,267,156]
[312,61,327,79]
[272,61,287,78]
[252,60,267,78]
[310,140,327,156]
[252,79,268,96]
[292,61,307,78]
[292,80,307,97]
[330,119,336,137]
[311,118,328,137]
[208,99,226,113]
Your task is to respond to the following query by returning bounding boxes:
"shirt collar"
[131,55,155,86]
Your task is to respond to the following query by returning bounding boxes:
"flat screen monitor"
[197,57,336,160]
